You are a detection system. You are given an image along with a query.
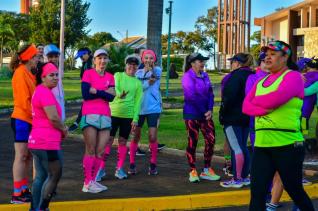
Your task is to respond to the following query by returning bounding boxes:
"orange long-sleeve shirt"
[11,64,36,124]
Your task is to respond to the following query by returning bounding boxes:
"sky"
[0,0,304,41]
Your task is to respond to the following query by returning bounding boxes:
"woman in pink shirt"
[28,62,68,211]
[80,49,115,193]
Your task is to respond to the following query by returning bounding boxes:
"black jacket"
[80,56,93,79]
[219,67,254,126]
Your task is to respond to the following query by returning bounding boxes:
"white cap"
[93,49,108,58]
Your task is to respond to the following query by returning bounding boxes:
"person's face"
[144,53,155,68]
[28,55,39,70]
[47,54,59,66]
[191,60,206,71]
[260,60,266,70]
[81,53,89,62]
[37,46,44,56]
[126,62,138,76]
[94,54,109,71]
[265,49,288,73]
[230,60,240,71]
[42,71,59,89]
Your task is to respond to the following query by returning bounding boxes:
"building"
[20,0,39,14]
[255,0,318,60]
[103,36,147,49]
[217,0,251,69]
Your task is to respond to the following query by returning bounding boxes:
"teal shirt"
[110,72,143,122]
[305,81,318,106]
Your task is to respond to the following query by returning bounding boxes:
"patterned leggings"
[185,119,216,170]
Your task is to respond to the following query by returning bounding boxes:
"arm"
[133,82,143,123]
[207,77,214,112]
[44,106,67,133]
[12,70,33,112]
[242,84,269,116]
[81,82,115,101]
[182,74,197,105]
[222,73,242,110]
[305,81,318,96]
[252,71,304,109]
[114,73,122,97]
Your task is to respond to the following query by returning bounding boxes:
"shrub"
[0,66,12,79]
[162,56,184,72]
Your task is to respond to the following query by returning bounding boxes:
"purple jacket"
[302,71,318,118]
[182,68,214,120]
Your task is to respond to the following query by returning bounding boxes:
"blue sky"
[0,0,303,40]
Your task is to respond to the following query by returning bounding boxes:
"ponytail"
[9,44,32,72]
[242,54,254,67]
[183,55,192,72]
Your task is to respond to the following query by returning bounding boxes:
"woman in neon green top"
[243,40,314,211]
[95,55,143,181]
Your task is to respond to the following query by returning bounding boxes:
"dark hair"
[35,62,57,85]
[134,47,146,54]
[78,47,91,55]
[36,44,44,48]
[9,43,32,71]
[307,59,318,69]
[183,55,192,72]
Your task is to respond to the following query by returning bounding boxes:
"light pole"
[165,0,173,98]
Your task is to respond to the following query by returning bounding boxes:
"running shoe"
[95,169,106,182]
[115,168,128,179]
[242,177,250,186]
[128,148,146,156]
[148,163,158,175]
[220,178,244,188]
[92,181,107,191]
[199,168,221,181]
[222,166,234,177]
[68,123,78,132]
[128,163,137,175]
[22,188,32,201]
[302,178,312,186]
[266,202,279,211]
[11,193,31,204]
[158,143,166,151]
[82,181,104,193]
[189,169,200,183]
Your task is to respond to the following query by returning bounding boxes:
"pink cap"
[41,63,58,78]
[141,50,156,62]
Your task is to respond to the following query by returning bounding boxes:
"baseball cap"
[125,55,141,65]
[297,58,312,71]
[228,53,248,64]
[44,44,60,56]
[261,40,292,56]
[93,49,108,58]
[75,47,91,59]
[188,53,209,63]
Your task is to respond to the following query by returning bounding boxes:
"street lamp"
[165,0,173,98]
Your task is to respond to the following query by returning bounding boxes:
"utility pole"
[165,0,173,98]
[58,0,65,120]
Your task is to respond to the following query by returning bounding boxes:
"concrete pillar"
[301,8,308,28]
[309,5,317,27]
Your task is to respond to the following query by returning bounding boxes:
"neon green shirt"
[110,72,143,122]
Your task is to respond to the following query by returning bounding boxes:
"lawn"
[0,70,224,109]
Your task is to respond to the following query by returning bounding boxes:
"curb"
[0,184,317,211]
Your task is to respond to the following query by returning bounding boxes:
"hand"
[105,87,115,96]
[204,110,212,120]
[145,62,154,71]
[120,90,129,99]
[131,121,138,131]
[89,87,97,94]
[62,126,68,139]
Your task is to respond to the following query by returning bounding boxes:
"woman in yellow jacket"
[9,44,39,204]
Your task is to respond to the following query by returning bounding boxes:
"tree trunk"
[147,0,164,67]
[0,37,3,68]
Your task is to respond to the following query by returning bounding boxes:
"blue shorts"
[138,113,160,128]
[11,118,32,143]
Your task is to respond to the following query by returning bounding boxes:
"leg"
[30,150,48,210]
[240,127,250,179]
[184,120,200,171]
[82,127,98,185]
[117,118,132,170]
[129,115,145,164]
[96,129,111,178]
[269,172,284,206]
[39,151,63,210]
[223,137,232,173]
[274,145,314,211]
[249,147,275,211]
[199,119,216,168]
[147,113,160,171]
[224,126,244,179]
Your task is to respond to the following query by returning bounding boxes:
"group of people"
[8,39,316,211]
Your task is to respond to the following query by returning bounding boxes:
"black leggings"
[31,150,63,210]
[249,144,314,211]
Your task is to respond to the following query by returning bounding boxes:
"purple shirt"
[302,71,318,118]
[182,68,214,120]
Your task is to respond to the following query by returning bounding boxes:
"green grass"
[0,70,224,109]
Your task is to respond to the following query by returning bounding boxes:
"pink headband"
[141,50,156,62]
[41,63,58,78]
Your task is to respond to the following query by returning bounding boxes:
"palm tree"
[0,16,15,67]
[147,0,164,67]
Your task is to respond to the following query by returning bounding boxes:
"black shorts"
[11,118,32,143]
[110,117,133,139]
[138,113,160,128]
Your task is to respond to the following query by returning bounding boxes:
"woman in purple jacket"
[182,53,221,183]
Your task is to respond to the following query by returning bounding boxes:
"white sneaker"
[82,181,104,193]
[93,181,108,191]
